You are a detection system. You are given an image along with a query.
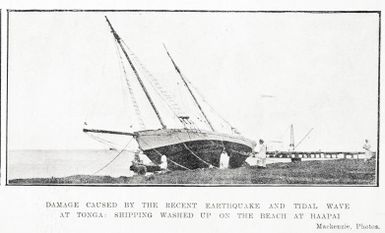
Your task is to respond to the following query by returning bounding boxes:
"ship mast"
[163,45,215,132]
[105,16,167,129]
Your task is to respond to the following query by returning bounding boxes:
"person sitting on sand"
[257,139,267,168]
[363,139,372,162]
[245,151,258,167]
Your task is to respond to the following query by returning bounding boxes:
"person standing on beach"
[219,149,230,169]
[257,139,267,168]
[160,154,168,170]
[363,139,372,162]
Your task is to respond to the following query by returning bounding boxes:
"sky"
[8,11,379,151]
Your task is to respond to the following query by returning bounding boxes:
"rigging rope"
[114,41,146,130]
[120,41,201,129]
[86,132,120,149]
[179,126,220,168]
[186,79,239,133]
[139,139,191,170]
[182,142,217,168]
[152,148,191,170]
[92,137,134,175]
[85,132,138,153]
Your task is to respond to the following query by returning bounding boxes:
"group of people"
[131,151,168,174]
[244,139,267,168]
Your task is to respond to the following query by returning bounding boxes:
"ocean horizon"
[8,149,138,180]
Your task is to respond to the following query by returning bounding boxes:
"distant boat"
[83,17,256,170]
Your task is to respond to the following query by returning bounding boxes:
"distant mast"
[289,124,295,151]
[105,16,167,129]
[163,45,215,132]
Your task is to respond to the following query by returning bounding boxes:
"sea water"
[8,150,137,180]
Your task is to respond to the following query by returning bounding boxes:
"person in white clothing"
[257,139,267,168]
[245,151,258,167]
[362,139,372,162]
[219,149,230,169]
[160,154,168,170]
[245,139,267,168]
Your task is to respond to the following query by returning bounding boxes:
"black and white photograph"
[6,10,379,185]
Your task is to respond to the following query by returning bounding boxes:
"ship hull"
[136,128,256,170]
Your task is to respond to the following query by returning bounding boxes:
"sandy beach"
[9,158,376,185]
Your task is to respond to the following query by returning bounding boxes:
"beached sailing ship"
[83,17,256,170]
